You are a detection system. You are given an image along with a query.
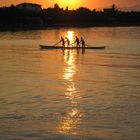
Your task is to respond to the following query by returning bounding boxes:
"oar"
[70,42,75,45]
[53,41,60,46]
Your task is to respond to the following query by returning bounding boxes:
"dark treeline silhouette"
[0,3,140,30]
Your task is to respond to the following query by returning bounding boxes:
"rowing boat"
[40,45,106,50]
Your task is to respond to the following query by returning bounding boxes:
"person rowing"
[74,36,80,47]
[65,37,70,47]
[80,37,85,48]
[60,36,65,47]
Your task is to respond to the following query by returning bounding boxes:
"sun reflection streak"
[65,31,74,47]
[57,108,82,135]
[66,31,74,43]
[65,84,78,105]
[56,30,83,135]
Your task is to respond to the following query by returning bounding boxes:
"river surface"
[0,27,140,140]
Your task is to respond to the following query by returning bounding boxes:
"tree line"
[0,3,140,30]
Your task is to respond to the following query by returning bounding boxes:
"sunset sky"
[0,0,140,10]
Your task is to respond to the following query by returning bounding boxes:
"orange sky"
[0,0,140,10]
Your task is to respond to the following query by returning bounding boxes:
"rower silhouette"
[60,36,65,47]
[80,37,85,48]
[74,36,80,47]
[65,37,70,47]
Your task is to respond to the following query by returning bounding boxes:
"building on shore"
[104,4,117,13]
[16,3,42,12]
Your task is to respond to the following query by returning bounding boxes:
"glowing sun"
[59,0,81,9]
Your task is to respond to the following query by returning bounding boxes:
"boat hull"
[40,45,106,50]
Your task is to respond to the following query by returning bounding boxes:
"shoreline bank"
[0,23,140,32]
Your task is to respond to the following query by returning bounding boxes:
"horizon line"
[1,2,140,12]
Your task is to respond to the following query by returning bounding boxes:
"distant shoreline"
[0,23,140,32]
[0,3,140,32]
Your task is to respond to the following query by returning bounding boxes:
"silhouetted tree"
[0,3,140,30]
[54,3,60,9]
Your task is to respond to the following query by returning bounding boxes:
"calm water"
[0,27,140,140]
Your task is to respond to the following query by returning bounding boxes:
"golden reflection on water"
[63,51,75,81]
[58,108,82,135]
[57,31,82,135]
[67,31,74,44]
[65,30,75,47]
